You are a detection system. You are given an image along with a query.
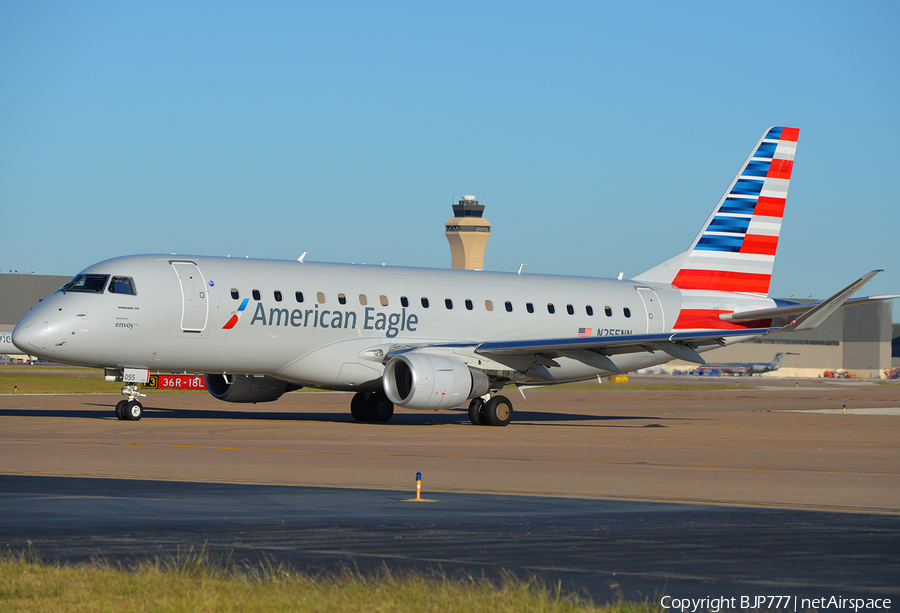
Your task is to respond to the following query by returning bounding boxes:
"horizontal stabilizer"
[777,270,884,332]
[721,292,900,323]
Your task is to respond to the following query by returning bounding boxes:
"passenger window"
[505,301,513,312]
[401,296,409,307]
[380,295,388,307]
[274,291,283,302]
[547,304,555,314]
[252,289,261,301]
[359,294,368,306]
[624,307,631,318]
[586,305,593,316]
[566,304,574,315]
[317,292,325,304]
[338,293,347,305]
[61,274,109,294]
[526,303,534,313]
[108,276,136,295]
[465,299,473,310]
[485,300,493,311]
[231,289,240,300]
[421,297,429,308]
[295,291,304,303]
[445,299,453,310]
[605,306,612,317]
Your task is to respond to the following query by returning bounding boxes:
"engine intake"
[204,374,299,403]
[382,353,490,410]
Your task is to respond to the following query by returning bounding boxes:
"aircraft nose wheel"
[124,400,144,421]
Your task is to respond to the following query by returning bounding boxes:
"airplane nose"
[12,313,49,353]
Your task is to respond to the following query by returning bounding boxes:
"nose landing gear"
[115,383,146,421]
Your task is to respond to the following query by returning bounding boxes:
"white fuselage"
[13,254,775,391]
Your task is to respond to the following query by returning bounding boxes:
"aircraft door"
[170,261,209,333]
[636,287,665,334]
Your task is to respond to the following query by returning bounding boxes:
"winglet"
[780,270,882,332]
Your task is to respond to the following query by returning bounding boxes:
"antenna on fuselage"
[298,252,307,263]
[617,272,624,281]
[517,264,526,275]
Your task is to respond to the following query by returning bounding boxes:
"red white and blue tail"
[636,126,799,296]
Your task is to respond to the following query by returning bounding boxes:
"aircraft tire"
[484,396,512,427]
[124,400,144,421]
[467,398,484,425]
[115,400,128,420]
[367,392,394,423]
[350,392,371,422]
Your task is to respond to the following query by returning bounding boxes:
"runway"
[2,377,899,602]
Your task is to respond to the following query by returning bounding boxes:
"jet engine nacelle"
[204,374,299,403]
[382,353,490,410]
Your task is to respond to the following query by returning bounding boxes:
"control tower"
[445,195,491,270]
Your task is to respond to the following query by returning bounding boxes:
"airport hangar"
[1,270,897,376]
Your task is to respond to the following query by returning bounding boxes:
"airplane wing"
[472,328,770,377]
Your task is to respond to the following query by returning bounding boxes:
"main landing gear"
[350,391,395,423]
[467,395,513,427]
[347,391,513,426]
[115,383,146,421]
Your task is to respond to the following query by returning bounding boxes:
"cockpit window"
[60,274,110,294]
[108,276,137,295]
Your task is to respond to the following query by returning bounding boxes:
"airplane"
[11,127,899,426]
[694,351,796,376]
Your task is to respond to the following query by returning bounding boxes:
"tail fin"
[636,126,799,295]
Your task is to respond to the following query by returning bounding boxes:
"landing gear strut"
[468,395,513,427]
[116,383,146,421]
[350,391,394,423]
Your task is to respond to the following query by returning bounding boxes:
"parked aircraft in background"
[696,352,796,376]
[12,127,899,425]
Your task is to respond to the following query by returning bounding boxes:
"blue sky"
[1,1,898,306]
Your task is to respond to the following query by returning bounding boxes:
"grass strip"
[0,550,657,613]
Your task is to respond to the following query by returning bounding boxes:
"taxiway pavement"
[1,377,898,601]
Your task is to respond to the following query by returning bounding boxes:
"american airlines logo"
[227,303,419,339]
[222,298,250,330]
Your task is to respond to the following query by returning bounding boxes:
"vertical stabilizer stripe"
[754,196,786,217]
[766,159,793,180]
[780,127,799,142]
[672,269,771,294]
[740,235,779,256]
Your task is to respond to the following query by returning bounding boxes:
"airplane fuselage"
[16,254,759,389]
